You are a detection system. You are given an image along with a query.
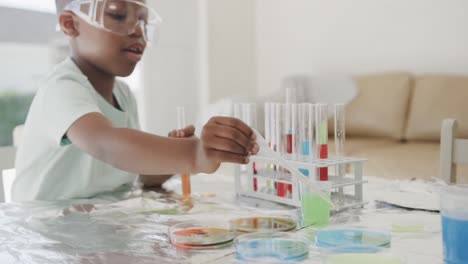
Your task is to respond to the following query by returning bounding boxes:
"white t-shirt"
[12,58,140,201]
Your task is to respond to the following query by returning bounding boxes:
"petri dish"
[315,229,391,250]
[235,232,310,262]
[169,221,236,249]
[322,253,405,264]
[230,216,297,233]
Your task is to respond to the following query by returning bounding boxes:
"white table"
[0,172,443,264]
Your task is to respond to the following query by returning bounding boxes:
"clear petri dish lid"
[230,216,297,233]
[320,245,383,254]
[315,229,391,249]
[235,232,310,262]
[322,253,406,264]
[169,220,236,249]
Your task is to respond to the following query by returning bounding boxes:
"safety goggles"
[63,0,162,43]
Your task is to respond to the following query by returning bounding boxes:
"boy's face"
[68,0,148,77]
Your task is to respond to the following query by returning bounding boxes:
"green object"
[0,91,34,146]
[301,192,330,227]
[324,254,404,264]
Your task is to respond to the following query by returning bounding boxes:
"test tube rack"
[234,155,367,212]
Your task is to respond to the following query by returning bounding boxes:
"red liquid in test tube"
[319,144,329,181]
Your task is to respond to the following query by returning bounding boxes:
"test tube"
[265,103,271,150]
[298,103,314,176]
[275,103,288,198]
[292,103,298,157]
[315,103,329,181]
[242,103,256,128]
[334,104,346,157]
[335,104,346,202]
[233,103,241,119]
[288,104,298,197]
[264,103,274,193]
[177,106,191,197]
[286,87,297,104]
[284,103,293,159]
[275,103,283,158]
[241,103,258,190]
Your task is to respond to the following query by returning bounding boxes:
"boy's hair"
[55,0,73,15]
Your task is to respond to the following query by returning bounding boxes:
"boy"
[12,0,258,201]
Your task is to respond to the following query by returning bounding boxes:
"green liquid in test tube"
[300,103,330,227]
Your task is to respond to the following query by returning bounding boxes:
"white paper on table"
[369,178,445,212]
[253,130,335,208]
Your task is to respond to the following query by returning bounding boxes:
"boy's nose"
[130,21,146,41]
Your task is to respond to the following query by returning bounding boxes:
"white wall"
[206,0,256,102]
[255,0,468,96]
[0,43,52,92]
[142,0,257,135]
[143,0,203,135]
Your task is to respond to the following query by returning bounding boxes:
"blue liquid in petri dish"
[442,215,468,264]
[315,229,391,250]
[236,237,309,262]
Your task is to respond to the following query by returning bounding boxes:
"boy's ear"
[59,11,79,37]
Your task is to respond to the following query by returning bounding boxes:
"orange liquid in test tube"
[177,107,191,197]
[182,174,191,196]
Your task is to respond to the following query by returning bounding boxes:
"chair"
[0,146,16,202]
[440,119,468,184]
[13,125,24,147]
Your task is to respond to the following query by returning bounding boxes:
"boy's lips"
[123,50,143,62]
[122,43,145,63]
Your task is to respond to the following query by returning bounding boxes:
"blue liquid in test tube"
[298,103,314,177]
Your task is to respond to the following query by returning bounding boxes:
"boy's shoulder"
[46,58,88,85]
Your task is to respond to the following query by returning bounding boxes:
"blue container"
[441,186,468,264]
[442,216,468,264]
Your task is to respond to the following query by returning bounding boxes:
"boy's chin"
[114,65,137,77]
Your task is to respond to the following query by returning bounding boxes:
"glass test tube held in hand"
[233,103,258,191]
[315,104,329,181]
[177,106,191,197]
[244,103,258,190]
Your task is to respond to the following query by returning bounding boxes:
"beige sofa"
[341,72,468,183]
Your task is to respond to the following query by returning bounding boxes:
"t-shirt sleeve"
[117,80,141,130]
[42,79,101,147]
[128,89,141,130]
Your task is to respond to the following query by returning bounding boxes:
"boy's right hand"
[197,117,259,173]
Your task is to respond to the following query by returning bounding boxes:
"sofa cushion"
[329,137,396,156]
[346,72,412,140]
[349,141,468,183]
[406,75,468,141]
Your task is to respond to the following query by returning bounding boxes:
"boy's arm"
[139,174,173,188]
[139,126,196,188]
[66,113,257,176]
